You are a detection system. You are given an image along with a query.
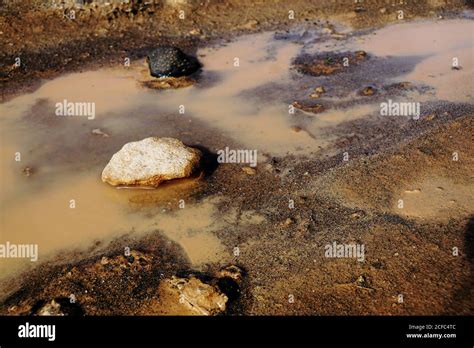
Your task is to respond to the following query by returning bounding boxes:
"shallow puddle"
[0,29,362,284]
[353,19,474,102]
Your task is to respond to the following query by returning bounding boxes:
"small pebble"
[355,50,367,59]
[242,167,256,175]
[100,256,109,265]
[22,167,33,177]
[425,114,435,121]
[314,86,325,94]
[92,128,109,137]
[361,86,376,96]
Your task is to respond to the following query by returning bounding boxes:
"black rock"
[146,46,201,78]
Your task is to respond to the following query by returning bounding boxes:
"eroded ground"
[0,0,473,315]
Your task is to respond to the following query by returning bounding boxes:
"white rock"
[36,300,64,316]
[164,276,228,315]
[102,137,201,187]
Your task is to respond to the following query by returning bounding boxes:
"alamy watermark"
[0,241,38,262]
[217,147,257,167]
[325,241,365,262]
[55,99,96,120]
[380,99,420,120]
[18,322,55,341]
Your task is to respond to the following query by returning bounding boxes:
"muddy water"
[153,32,327,155]
[1,20,472,289]
[353,19,474,102]
[0,30,360,285]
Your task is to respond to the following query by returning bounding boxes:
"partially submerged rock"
[140,46,201,89]
[360,86,376,96]
[102,137,201,187]
[147,46,201,78]
[292,101,325,114]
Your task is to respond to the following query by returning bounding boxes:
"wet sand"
[0,2,473,315]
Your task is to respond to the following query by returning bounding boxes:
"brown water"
[1,19,472,289]
[353,19,474,102]
[0,30,360,284]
